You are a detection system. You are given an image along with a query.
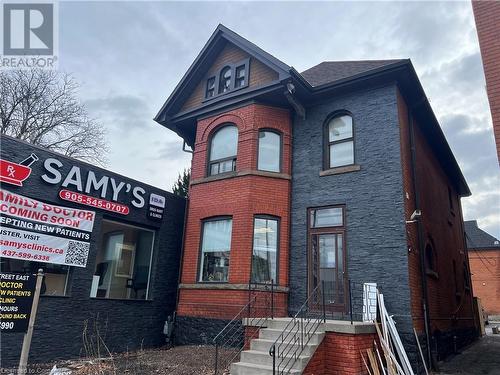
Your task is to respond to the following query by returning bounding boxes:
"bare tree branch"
[0,69,108,166]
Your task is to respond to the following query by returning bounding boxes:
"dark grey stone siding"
[175,316,232,346]
[290,84,414,349]
[0,135,185,367]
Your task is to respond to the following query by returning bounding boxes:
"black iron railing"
[213,280,275,375]
[268,282,326,375]
[320,279,378,324]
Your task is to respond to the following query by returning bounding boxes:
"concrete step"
[259,328,325,344]
[230,361,301,375]
[240,350,309,370]
[250,338,318,356]
[266,317,325,331]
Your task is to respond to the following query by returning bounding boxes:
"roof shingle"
[300,60,406,87]
[464,220,500,250]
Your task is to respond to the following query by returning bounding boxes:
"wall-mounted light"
[406,209,422,224]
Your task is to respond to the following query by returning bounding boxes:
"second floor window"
[326,114,354,169]
[209,125,238,176]
[258,130,281,172]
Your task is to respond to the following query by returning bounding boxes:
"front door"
[308,206,347,312]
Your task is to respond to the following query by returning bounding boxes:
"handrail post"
[214,342,219,375]
[271,279,275,319]
[349,279,353,325]
[322,280,326,323]
[271,345,276,375]
[248,279,252,318]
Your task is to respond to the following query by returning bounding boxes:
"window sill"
[180,283,289,293]
[191,170,291,186]
[320,164,361,177]
[425,269,439,279]
[90,297,153,302]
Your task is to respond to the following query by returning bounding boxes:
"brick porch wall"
[303,331,378,375]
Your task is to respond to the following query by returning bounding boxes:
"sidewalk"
[436,323,500,375]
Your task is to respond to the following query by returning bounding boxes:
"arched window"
[325,114,354,169]
[208,125,238,176]
[219,66,232,94]
[258,130,281,172]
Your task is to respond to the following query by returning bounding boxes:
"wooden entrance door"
[310,231,347,312]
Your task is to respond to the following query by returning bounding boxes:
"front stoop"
[230,318,325,375]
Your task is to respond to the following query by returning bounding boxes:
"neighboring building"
[0,135,185,367]
[465,220,500,317]
[472,1,500,164]
[155,25,478,370]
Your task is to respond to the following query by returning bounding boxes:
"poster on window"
[0,189,95,268]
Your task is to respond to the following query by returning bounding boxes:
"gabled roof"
[154,24,291,123]
[301,60,407,87]
[465,220,500,250]
[154,24,470,196]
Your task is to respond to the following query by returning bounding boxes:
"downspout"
[174,152,193,323]
[407,107,433,369]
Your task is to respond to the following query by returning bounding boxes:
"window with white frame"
[251,216,278,283]
[258,130,281,172]
[199,218,232,282]
[208,125,238,176]
[326,114,354,168]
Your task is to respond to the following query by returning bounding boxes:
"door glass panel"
[319,234,335,268]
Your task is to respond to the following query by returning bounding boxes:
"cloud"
[85,95,150,130]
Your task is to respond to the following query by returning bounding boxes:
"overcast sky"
[58,1,499,238]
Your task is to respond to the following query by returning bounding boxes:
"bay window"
[208,125,238,176]
[258,130,281,172]
[251,216,278,283]
[199,218,232,282]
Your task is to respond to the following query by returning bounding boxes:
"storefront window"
[199,218,232,282]
[1,259,70,296]
[251,217,278,283]
[91,220,154,300]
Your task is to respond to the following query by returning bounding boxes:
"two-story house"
[155,25,478,372]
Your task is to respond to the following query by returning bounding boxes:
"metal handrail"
[213,280,275,375]
[269,282,326,375]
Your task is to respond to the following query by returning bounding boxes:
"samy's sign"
[41,158,147,215]
[0,189,95,267]
[0,151,166,219]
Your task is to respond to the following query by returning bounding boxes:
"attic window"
[219,66,232,94]
[204,58,250,100]
[235,64,246,88]
[206,77,216,98]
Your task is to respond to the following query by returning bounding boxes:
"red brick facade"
[303,332,378,375]
[177,103,291,319]
[473,1,500,164]
[469,249,500,315]
[397,91,477,336]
